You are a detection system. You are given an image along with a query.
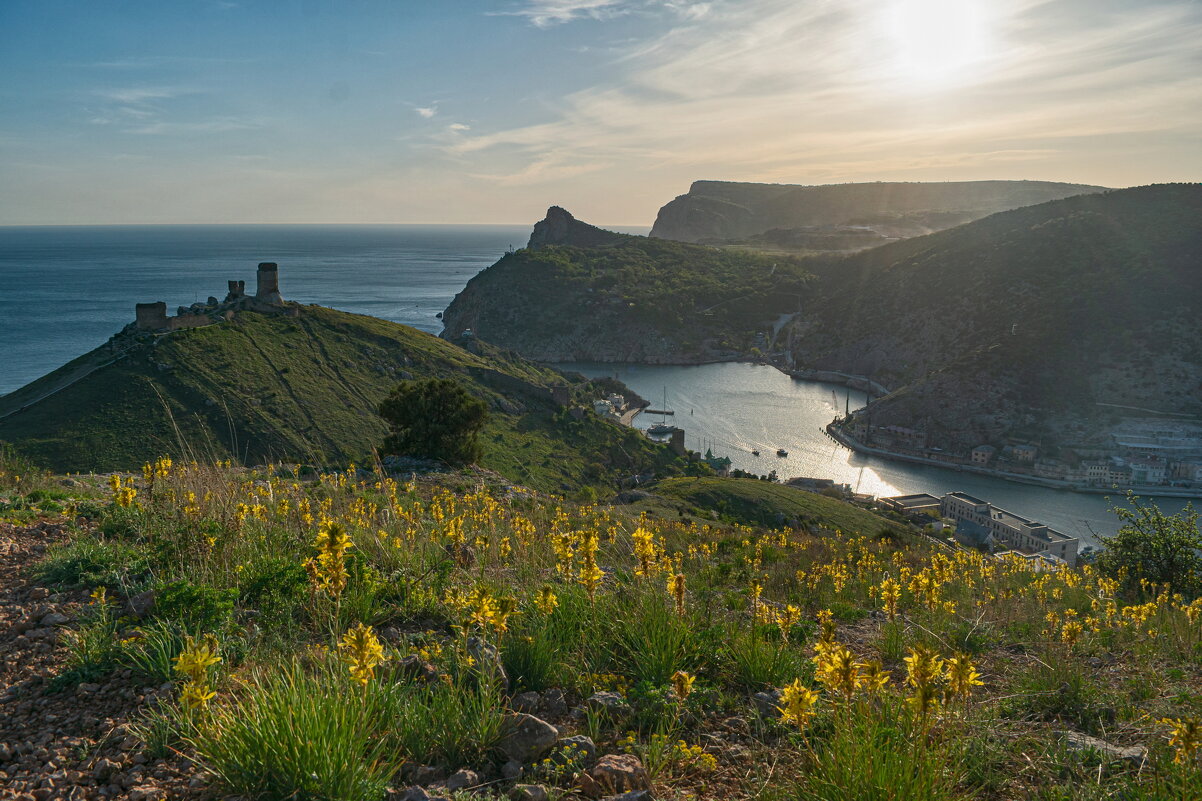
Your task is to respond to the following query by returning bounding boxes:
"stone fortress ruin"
[133,262,296,332]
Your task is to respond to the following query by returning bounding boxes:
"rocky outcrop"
[650,179,1107,245]
[527,207,630,250]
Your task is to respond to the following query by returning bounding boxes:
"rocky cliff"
[650,179,1107,248]
[527,206,631,250]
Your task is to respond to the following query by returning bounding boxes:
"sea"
[0,224,1186,543]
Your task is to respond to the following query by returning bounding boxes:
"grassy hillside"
[12,459,1202,800]
[441,237,811,362]
[0,305,684,491]
[646,476,908,535]
[790,183,1202,449]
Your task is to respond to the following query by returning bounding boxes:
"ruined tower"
[255,262,282,305]
[225,280,246,303]
[134,301,169,331]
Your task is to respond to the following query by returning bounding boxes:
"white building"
[940,492,1078,566]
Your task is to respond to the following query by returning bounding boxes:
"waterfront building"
[878,493,943,518]
[971,445,996,465]
[940,492,1079,566]
[1011,443,1038,463]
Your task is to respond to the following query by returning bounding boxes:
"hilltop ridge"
[650,179,1107,248]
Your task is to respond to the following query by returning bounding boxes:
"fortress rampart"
[134,262,294,332]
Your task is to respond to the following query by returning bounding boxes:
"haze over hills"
[650,179,1107,250]
[0,304,683,491]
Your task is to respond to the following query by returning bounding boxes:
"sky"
[1,0,1199,226]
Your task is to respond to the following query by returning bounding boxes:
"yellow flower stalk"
[305,520,352,597]
[813,642,862,699]
[879,578,901,620]
[903,644,943,720]
[175,634,222,685]
[669,573,687,617]
[861,660,891,694]
[671,669,695,701]
[339,622,387,686]
[816,609,836,645]
[535,585,559,615]
[1162,717,1201,764]
[943,653,983,701]
[778,678,819,729]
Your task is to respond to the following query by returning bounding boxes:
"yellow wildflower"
[339,622,387,686]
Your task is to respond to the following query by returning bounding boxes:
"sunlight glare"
[886,0,992,86]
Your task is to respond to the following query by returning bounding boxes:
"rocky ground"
[0,520,202,801]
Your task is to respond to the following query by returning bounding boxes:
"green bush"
[238,557,308,634]
[378,378,489,466]
[154,579,237,634]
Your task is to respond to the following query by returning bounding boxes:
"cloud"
[128,117,263,135]
[415,106,438,118]
[502,0,629,27]
[450,0,1202,187]
[500,0,712,27]
[448,123,471,132]
[95,87,186,104]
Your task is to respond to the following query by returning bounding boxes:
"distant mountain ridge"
[650,179,1107,248]
[527,206,631,250]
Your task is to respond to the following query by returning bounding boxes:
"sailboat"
[647,387,676,436]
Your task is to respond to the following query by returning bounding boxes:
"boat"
[646,387,676,436]
[776,448,789,457]
[751,450,760,456]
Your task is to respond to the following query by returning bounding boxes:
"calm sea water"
[0,226,1182,542]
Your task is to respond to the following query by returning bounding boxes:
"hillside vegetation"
[791,183,1202,450]
[4,459,1201,799]
[644,476,908,535]
[0,306,683,492]
[442,235,810,363]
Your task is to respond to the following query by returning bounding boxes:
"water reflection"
[559,361,1192,546]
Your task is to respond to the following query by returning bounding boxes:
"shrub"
[1096,496,1202,597]
[378,378,489,466]
[154,579,237,634]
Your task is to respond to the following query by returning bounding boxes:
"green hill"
[644,476,908,535]
[0,305,683,490]
[442,218,811,363]
[790,183,1202,451]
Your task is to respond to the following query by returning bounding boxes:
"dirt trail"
[0,520,202,800]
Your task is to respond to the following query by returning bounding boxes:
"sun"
[885,0,992,86]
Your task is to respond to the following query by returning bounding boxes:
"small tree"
[1096,495,1202,597]
[378,378,489,466]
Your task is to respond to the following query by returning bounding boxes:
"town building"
[878,493,943,518]
[940,491,1078,566]
[970,445,996,465]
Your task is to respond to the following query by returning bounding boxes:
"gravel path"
[0,520,204,800]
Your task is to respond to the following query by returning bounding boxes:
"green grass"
[647,476,908,536]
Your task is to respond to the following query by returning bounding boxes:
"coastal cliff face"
[442,208,810,363]
[788,184,1202,450]
[650,179,1107,248]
